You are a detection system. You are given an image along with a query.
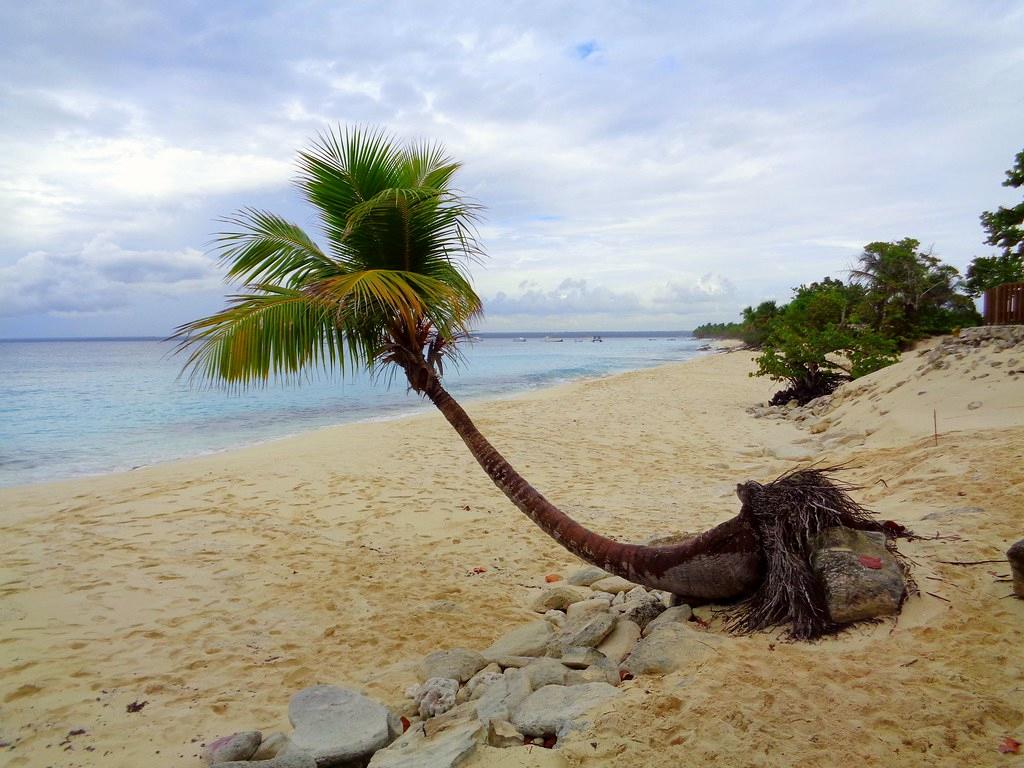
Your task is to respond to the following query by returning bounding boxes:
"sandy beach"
[2,340,1022,767]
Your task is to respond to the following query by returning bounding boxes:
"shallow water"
[0,333,702,487]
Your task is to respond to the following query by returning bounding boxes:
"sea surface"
[0,332,703,487]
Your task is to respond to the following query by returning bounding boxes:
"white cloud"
[0,131,292,246]
[487,278,641,316]
[0,2,1021,335]
[652,274,737,307]
[0,236,222,317]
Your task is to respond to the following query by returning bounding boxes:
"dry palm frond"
[729,466,910,640]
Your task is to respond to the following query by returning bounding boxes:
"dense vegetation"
[965,149,1024,295]
[695,148,1024,405]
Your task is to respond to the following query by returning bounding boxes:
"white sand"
[1,340,1022,767]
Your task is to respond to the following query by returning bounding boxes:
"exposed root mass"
[729,467,910,640]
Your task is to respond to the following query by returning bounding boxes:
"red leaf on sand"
[400,717,411,733]
[545,574,562,583]
[472,567,486,574]
[998,737,1021,754]
[858,555,883,570]
[619,670,634,682]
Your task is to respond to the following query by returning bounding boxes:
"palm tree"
[175,127,900,638]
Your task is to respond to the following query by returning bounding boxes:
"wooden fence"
[983,282,1024,325]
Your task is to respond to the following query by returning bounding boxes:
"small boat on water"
[544,336,564,342]
[592,335,603,342]
[513,337,527,342]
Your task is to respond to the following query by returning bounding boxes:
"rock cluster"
[917,325,1024,376]
[203,546,907,767]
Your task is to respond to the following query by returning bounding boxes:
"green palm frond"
[216,209,339,287]
[176,125,484,390]
[173,286,350,388]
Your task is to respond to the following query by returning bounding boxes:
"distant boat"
[592,335,603,342]
[513,337,527,342]
[544,336,564,342]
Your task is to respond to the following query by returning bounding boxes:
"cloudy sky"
[1,1,1021,337]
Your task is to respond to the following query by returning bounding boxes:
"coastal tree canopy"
[966,147,1024,296]
[753,278,898,405]
[850,238,978,346]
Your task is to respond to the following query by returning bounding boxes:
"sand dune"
[1,339,1021,767]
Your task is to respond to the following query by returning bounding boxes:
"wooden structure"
[984,282,1024,325]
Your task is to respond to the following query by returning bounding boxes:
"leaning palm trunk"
[422,375,764,599]
[412,363,908,640]
[175,127,911,640]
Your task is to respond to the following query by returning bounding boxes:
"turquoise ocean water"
[0,332,703,487]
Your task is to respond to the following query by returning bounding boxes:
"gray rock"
[511,683,621,740]
[482,621,553,660]
[565,662,617,686]
[548,613,615,653]
[464,663,502,700]
[623,586,649,602]
[368,720,483,768]
[251,733,293,761]
[590,576,636,594]
[418,649,487,683]
[486,719,524,748]
[565,597,612,623]
[289,685,394,767]
[413,678,460,719]
[467,676,502,703]
[205,731,262,765]
[566,566,609,586]
[649,590,674,608]
[620,624,718,677]
[558,646,607,669]
[542,610,566,627]
[530,586,587,612]
[595,619,641,664]
[810,527,906,624]
[641,604,693,637]
[474,668,532,725]
[484,655,537,669]
[1008,539,1024,598]
[213,753,317,768]
[523,657,568,689]
[614,597,665,631]
[423,702,477,739]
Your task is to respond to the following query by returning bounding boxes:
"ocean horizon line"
[1,330,696,343]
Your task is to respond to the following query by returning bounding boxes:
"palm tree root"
[726,466,912,640]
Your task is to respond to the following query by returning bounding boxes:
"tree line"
[694,147,1024,405]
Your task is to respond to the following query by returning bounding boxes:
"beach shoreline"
[0,336,710,491]
[0,346,716,497]
[1,343,1022,767]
